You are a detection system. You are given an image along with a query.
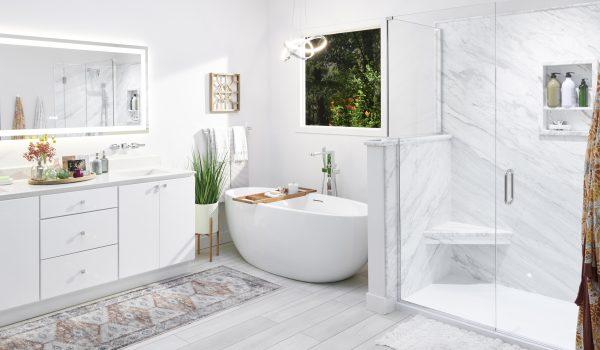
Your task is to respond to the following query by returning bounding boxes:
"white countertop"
[0,168,194,201]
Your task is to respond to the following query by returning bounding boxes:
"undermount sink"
[112,168,172,178]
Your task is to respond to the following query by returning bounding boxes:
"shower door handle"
[504,169,514,205]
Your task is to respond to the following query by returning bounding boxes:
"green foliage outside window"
[305,29,381,128]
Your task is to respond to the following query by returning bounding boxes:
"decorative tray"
[233,187,316,204]
[28,173,96,185]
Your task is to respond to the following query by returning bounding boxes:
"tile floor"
[124,243,414,350]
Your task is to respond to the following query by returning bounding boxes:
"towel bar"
[202,126,252,134]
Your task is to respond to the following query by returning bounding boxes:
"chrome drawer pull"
[80,231,86,236]
[80,269,87,274]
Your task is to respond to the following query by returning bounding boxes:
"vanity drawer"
[41,245,118,299]
[40,187,117,219]
[41,208,118,259]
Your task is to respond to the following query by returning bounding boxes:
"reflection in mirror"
[0,35,147,139]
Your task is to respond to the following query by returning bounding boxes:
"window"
[304,28,382,131]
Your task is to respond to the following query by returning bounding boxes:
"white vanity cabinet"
[119,176,195,278]
[39,188,119,299]
[0,170,194,313]
[119,181,161,277]
[0,197,40,310]
[159,177,195,267]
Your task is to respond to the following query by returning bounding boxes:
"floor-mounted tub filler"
[225,187,368,283]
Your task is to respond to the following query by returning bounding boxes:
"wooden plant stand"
[195,217,220,262]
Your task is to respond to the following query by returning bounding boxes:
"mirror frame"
[0,33,148,138]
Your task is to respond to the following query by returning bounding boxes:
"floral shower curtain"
[576,73,600,350]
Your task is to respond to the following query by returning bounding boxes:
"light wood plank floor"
[124,243,415,350]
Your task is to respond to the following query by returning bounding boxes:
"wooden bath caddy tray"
[233,187,316,204]
[28,173,96,185]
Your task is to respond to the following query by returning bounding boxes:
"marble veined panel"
[435,3,598,301]
[399,136,452,298]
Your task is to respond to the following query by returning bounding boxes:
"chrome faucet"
[310,147,339,196]
[128,142,146,149]
[110,142,146,150]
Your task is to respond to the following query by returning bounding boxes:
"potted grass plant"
[192,148,227,235]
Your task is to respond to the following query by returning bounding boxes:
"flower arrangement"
[23,135,56,165]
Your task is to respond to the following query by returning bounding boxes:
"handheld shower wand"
[310,147,339,196]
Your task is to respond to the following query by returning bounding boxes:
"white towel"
[34,97,45,129]
[209,127,230,161]
[231,126,248,162]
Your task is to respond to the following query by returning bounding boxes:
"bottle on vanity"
[578,79,589,108]
[91,153,103,175]
[547,73,561,108]
[101,151,109,173]
[561,72,577,108]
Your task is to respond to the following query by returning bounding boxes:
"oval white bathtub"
[225,187,368,283]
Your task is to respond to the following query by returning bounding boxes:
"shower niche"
[540,60,598,137]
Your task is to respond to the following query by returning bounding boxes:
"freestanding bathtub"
[225,187,368,283]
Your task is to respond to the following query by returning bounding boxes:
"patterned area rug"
[0,266,280,350]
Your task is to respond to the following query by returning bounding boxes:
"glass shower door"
[494,1,591,348]
[392,3,498,328]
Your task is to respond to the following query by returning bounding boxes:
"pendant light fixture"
[281,35,328,61]
[281,0,327,62]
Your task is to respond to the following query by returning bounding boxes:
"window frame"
[297,19,388,137]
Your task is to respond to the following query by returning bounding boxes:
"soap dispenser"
[547,73,561,108]
[91,153,103,175]
[101,151,109,173]
[579,79,589,107]
[561,72,576,108]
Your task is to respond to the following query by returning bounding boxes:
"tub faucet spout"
[310,147,339,196]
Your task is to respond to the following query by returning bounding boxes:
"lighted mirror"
[0,34,147,139]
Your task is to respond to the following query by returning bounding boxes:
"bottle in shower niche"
[579,79,589,107]
[561,72,577,108]
[130,93,138,111]
[547,73,561,108]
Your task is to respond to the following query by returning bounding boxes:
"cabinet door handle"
[162,184,167,188]
[504,169,514,205]
[80,231,86,236]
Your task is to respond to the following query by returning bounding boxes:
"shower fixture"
[87,68,100,78]
[310,147,339,196]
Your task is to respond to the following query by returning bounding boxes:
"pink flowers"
[23,135,56,164]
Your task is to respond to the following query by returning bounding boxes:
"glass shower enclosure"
[53,60,115,128]
[389,1,595,348]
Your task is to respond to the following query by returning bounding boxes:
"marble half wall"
[399,135,452,297]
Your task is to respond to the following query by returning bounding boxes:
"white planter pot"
[195,203,219,234]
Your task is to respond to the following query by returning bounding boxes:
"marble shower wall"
[52,60,139,128]
[53,64,87,128]
[399,135,453,297]
[115,63,141,126]
[86,60,115,127]
[436,2,599,302]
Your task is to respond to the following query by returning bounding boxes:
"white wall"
[0,0,271,188]
[265,0,495,202]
